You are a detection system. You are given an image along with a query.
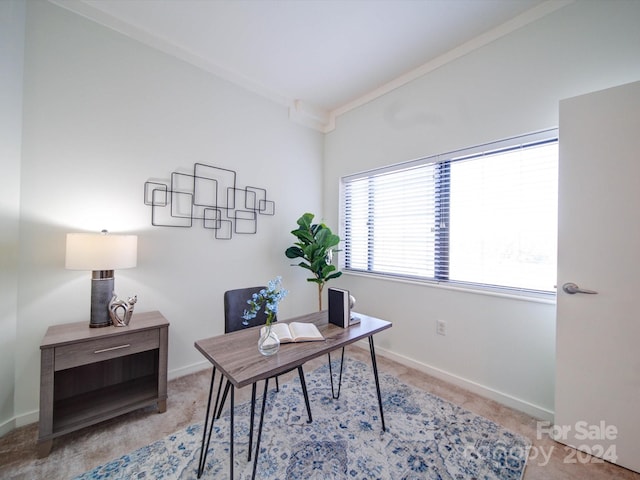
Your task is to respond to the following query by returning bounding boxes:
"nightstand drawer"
[54,329,160,371]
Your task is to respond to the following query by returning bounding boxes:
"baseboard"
[0,360,213,437]
[3,348,552,439]
[174,345,554,421]
[355,340,554,422]
[1,408,39,435]
[0,416,16,437]
[168,360,210,381]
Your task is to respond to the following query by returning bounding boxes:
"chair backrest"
[224,286,270,333]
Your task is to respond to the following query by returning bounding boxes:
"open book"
[260,322,324,343]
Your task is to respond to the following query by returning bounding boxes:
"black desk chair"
[215,286,313,461]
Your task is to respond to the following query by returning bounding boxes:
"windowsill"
[342,270,557,305]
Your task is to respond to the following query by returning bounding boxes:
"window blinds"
[341,129,558,292]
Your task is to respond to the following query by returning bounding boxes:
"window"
[341,130,558,294]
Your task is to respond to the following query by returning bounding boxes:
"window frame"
[339,129,559,300]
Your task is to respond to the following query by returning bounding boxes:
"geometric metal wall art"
[144,162,275,240]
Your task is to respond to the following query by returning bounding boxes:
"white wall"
[10,0,323,427]
[6,0,640,433]
[0,0,25,436]
[324,0,640,419]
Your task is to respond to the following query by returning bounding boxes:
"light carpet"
[74,358,530,479]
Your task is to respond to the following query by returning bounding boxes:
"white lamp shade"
[65,232,138,271]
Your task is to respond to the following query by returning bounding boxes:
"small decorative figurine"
[108,293,138,327]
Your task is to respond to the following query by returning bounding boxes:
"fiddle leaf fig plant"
[285,213,342,311]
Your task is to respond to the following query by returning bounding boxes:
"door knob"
[562,282,598,295]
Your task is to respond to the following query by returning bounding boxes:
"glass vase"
[258,323,280,356]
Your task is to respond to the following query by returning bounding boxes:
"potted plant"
[285,213,342,310]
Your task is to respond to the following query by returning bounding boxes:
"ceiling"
[50,0,566,131]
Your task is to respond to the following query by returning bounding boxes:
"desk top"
[194,310,391,388]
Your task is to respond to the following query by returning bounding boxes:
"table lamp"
[65,230,138,327]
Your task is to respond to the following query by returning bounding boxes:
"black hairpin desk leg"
[369,336,386,432]
[198,367,226,478]
[197,368,235,479]
[297,366,313,423]
[328,347,346,399]
[215,380,231,419]
[229,385,234,478]
[248,382,257,461]
[197,367,216,478]
[251,377,270,480]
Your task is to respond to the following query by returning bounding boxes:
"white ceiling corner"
[47,0,571,133]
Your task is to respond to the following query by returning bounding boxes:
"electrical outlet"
[436,319,447,336]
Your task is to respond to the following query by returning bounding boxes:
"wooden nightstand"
[37,311,169,457]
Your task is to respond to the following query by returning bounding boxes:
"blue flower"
[242,276,288,325]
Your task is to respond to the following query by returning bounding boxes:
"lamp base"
[90,271,114,328]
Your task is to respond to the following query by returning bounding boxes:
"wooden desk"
[38,311,169,457]
[194,310,392,479]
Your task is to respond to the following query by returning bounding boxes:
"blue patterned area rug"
[75,359,530,479]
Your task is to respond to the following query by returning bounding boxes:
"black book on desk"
[328,287,360,328]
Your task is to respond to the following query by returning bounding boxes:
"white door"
[555,80,640,472]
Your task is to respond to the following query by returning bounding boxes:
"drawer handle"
[94,344,131,354]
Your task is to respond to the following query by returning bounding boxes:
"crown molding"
[47,0,572,134]
[49,0,334,132]
[328,0,574,128]
[288,100,334,133]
